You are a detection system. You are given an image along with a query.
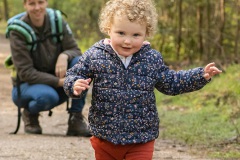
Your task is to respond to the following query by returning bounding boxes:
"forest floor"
[0,34,217,160]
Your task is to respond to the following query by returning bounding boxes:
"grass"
[156,64,240,159]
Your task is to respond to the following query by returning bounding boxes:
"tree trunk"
[176,0,182,61]
[234,2,240,63]
[3,0,9,20]
[197,5,203,60]
[206,0,211,59]
[219,0,225,59]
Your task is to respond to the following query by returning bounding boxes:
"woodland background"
[0,0,239,67]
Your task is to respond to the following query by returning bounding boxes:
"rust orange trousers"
[90,136,155,160]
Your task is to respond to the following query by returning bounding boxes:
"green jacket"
[9,11,81,87]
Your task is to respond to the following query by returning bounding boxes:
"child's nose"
[124,37,131,44]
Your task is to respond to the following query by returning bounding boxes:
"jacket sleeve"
[61,20,82,61]
[154,51,210,95]
[9,31,59,87]
[64,48,93,98]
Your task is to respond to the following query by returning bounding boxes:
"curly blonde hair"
[99,0,158,38]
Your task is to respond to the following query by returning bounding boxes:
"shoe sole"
[66,131,92,137]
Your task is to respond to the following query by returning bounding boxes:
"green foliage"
[151,33,176,62]
[2,0,240,63]
[156,64,240,158]
[4,0,24,18]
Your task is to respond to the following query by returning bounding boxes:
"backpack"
[4,8,64,78]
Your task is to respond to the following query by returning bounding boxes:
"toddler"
[64,0,222,159]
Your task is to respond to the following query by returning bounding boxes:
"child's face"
[108,14,147,57]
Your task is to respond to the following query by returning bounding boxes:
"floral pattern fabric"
[64,39,209,145]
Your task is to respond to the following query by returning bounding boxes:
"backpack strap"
[6,21,37,51]
[47,8,63,43]
[6,8,63,52]
[4,8,64,75]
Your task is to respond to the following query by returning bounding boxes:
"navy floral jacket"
[64,39,209,145]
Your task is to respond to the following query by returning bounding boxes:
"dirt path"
[0,35,215,160]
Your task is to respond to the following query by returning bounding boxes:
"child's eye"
[118,32,124,35]
[133,34,140,37]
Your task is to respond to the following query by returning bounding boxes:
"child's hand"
[73,78,91,96]
[203,62,222,80]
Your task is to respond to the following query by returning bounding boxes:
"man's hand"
[58,78,65,87]
[55,53,68,78]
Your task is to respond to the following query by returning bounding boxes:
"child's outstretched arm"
[73,78,91,96]
[203,62,222,80]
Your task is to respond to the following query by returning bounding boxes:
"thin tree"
[176,0,182,61]
[206,0,211,58]
[219,0,226,59]
[3,0,9,20]
[197,4,203,60]
[234,1,240,62]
